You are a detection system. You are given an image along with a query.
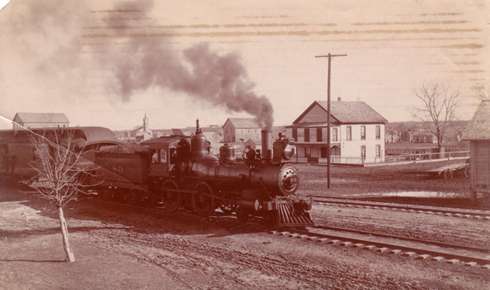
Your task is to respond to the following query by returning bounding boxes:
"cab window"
[151,150,159,164]
[160,148,167,163]
[169,148,176,164]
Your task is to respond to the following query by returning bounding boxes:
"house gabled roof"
[293,100,387,125]
[223,118,260,129]
[463,100,490,140]
[13,112,69,124]
[318,101,387,124]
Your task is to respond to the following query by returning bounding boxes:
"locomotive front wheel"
[162,181,180,211]
[192,183,215,217]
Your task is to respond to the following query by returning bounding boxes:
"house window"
[361,125,366,140]
[304,128,310,142]
[297,127,304,141]
[320,147,328,158]
[332,127,338,142]
[361,145,366,161]
[376,125,381,140]
[304,147,310,158]
[292,128,297,141]
[317,128,322,142]
[376,145,381,158]
[346,126,352,141]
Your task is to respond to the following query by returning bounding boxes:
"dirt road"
[0,182,488,289]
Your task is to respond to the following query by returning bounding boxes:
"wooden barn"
[463,100,490,198]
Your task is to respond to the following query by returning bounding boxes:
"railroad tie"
[416,254,431,260]
[363,245,377,251]
[402,251,417,257]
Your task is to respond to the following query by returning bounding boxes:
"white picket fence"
[296,151,470,166]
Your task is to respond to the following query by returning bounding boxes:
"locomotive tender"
[95,120,313,226]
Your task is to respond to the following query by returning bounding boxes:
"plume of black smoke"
[1,0,274,129]
[103,1,274,129]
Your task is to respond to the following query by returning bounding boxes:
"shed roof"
[463,100,490,140]
[77,127,118,145]
[293,101,387,124]
[13,112,69,124]
[223,118,260,129]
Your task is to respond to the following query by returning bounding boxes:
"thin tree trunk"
[58,206,76,263]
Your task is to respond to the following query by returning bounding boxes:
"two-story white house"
[287,100,387,164]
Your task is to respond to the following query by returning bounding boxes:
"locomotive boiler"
[92,120,312,227]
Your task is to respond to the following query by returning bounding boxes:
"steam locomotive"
[0,122,313,227]
[93,120,312,227]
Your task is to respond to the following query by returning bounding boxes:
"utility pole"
[315,53,347,189]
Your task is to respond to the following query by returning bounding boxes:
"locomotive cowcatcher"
[93,120,313,227]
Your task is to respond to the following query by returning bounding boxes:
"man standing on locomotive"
[243,145,256,169]
[175,137,191,180]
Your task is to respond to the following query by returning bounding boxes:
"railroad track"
[271,225,490,270]
[312,196,490,221]
[65,196,490,270]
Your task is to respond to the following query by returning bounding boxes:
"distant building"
[113,114,153,142]
[134,114,152,142]
[12,112,69,131]
[287,100,387,164]
[463,100,490,198]
[408,130,437,144]
[223,118,262,145]
[385,128,402,144]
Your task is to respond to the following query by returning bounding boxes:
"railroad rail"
[311,196,490,221]
[272,225,490,270]
[22,189,490,270]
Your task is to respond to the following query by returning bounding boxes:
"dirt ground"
[1,178,489,290]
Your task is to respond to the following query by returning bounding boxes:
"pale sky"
[0,0,488,130]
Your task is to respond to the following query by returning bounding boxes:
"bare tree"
[30,129,93,263]
[474,83,489,101]
[414,83,459,152]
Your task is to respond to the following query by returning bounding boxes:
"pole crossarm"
[315,54,348,58]
[315,53,347,189]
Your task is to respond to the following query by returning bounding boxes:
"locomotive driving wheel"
[192,182,215,217]
[161,180,180,211]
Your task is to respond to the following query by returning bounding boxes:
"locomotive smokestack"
[196,119,202,134]
[261,129,272,161]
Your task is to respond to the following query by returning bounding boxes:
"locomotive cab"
[142,135,188,179]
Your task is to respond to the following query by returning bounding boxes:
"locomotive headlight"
[278,165,299,195]
[282,144,296,160]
